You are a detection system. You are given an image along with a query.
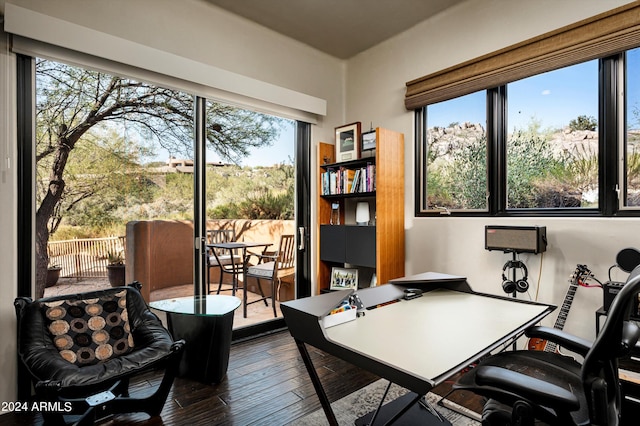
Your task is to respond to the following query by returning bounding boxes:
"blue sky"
[233,119,295,167]
[427,59,604,132]
[151,119,295,167]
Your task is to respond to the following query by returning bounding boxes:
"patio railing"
[48,236,125,278]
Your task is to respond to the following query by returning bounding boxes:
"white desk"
[326,288,550,385]
[281,277,555,425]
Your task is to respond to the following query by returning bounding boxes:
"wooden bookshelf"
[316,127,405,294]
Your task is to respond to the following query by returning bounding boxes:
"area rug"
[288,379,481,425]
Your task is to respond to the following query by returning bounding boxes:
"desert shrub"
[569,115,597,131]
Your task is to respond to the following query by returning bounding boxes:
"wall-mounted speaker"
[485,225,547,254]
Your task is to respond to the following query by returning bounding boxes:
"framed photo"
[361,130,376,157]
[330,267,359,291]
[335,122,361,162]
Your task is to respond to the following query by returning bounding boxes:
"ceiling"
[204,0,466,59]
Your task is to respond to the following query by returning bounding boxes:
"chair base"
[244,277,277,318]
[35,340,184,426]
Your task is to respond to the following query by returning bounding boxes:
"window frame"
[415,53,638,218]
[408,2,640,218]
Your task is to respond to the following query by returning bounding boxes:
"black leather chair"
[15,282,185,426]
[455,265,640,426]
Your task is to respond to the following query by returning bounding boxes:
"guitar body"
[527,264,591,354]
[526,337,559,353]
[527,337,547,351]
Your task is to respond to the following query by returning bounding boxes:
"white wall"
[346,0,638,344]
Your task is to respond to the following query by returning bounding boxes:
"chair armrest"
[245,251,277,265]
[525,326,592,356]
[476,365,580,411]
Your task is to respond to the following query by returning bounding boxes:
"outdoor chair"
[244,234,295,318]
[207,229,243,295]
[454,265,640,426]
[15,282,185,426]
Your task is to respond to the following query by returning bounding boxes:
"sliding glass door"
[18,55,311,333]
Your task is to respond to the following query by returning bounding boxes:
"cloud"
[541,89,551,95]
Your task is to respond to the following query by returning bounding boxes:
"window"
[625,47,640,208]
[416,56,631,216]
[409,2,640,217]
[507,61,598,209]
[29,57,301,314]
[419,91,487,212]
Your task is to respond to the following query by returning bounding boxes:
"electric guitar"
[527,264,592,353]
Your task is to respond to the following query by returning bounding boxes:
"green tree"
[426,127,487,210]
[568,115,597,131]
[42,130,156,237]
[35,59,283,298]
[507,124,560,208]
[207,162,295,219]
[441,135,487,209]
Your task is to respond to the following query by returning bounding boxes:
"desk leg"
[294,338,338,426]
[365,384,422,426]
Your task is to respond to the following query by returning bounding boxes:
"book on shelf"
[321,164,376,195]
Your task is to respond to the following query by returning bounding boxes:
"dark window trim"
[16,53,33,298]
[489,86,505,214]
[16,53,33,402]
[414,108,426,214]
[415,53,636,218]
[600,55,620,216]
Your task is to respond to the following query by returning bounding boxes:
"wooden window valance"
[405,1,640,110]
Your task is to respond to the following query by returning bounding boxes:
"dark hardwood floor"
[6,330,379,425]
[7,329,483,425]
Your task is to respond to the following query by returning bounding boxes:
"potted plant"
[106,251,126,287]
[46,264,62,288]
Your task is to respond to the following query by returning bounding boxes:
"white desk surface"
[324,288,549,383]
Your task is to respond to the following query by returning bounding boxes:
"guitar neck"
[544,266,589,353]
[544,265,591,352]
[552,283,578,330]
[544,285,576,353]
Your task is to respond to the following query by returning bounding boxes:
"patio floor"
[44,277,283,330]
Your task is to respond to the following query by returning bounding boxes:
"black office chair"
[454,265,640,426]
[15,283,185,426]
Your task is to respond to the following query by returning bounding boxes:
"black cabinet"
[319,225,345,263]
[345,226,376,268]
[320,225,376,268]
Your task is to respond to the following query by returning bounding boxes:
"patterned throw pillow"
[43,289,135,365]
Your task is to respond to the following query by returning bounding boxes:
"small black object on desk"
[403,288,423,300]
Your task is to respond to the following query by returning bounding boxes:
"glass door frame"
[16,56,312,340]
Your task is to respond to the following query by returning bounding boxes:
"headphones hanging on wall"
[501,260,529,294]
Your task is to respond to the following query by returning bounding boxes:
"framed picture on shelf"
[361,130,376,157]
[335,122,361,162]
[330,267,359,291]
